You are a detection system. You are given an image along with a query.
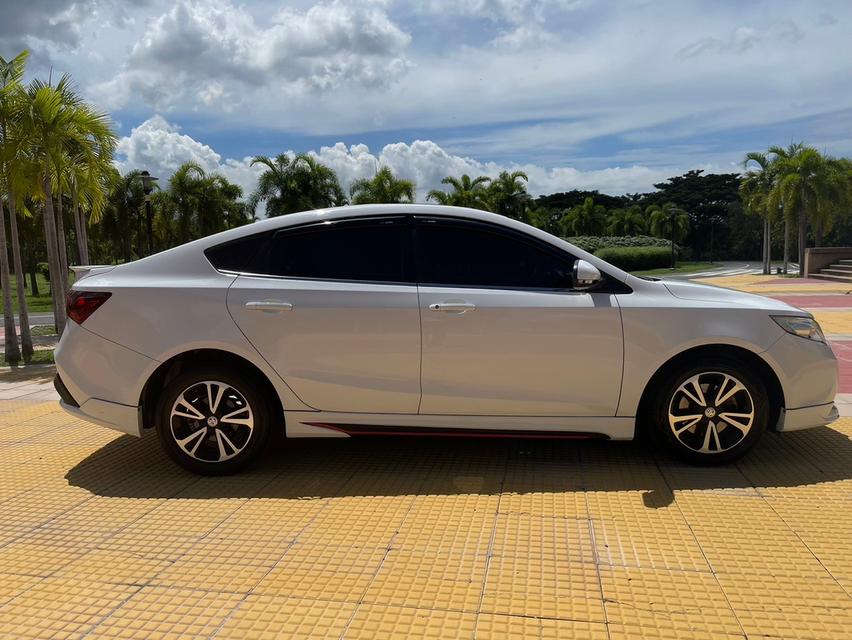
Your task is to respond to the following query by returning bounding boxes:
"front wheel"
[652,359,769,464]
[155,368,271,475]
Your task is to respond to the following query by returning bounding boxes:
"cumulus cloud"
[95,0,411,110]
[115,115,262,196]
[116,115,677,207]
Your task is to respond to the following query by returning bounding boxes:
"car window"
[205,232,271,272]
[416,218,575,289]
[261,217,414,283]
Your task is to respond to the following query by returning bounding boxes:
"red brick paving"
[830,340,852,393]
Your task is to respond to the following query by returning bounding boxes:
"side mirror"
[573,259,601,290]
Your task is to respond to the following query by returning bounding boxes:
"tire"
[651,357,769,465]
[155,367,272,475]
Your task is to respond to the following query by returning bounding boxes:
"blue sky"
[3,0,851,199]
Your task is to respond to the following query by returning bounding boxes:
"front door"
[415,217,623,416]
[227,216,421,414]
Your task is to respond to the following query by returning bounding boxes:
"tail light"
[66,291,112,325]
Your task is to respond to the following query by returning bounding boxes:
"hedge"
[565,235,676,254]
[594,246,672,271]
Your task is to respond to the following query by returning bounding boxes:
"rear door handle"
[245,300,293,313]
[429,302,476,313]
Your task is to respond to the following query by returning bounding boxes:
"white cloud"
[95,0,411,110]
[115,115,261,196]
[116,115,679,206]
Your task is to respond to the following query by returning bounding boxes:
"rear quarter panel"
[74,253,313,412]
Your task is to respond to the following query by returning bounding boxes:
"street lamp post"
[138,171,159,256]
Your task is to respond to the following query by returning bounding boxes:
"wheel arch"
[635,343,785,437]
[139,348,284,433]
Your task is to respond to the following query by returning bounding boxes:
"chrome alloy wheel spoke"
[170,381,254,463]
[668,371,754,454]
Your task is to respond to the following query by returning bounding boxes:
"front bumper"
[777,401,839,432]
[762,332,838,431]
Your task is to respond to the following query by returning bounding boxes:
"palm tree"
[740,152,775,274]
[349,166,414,204]
[767,143,851,274]
[647,202,689,241]
[559,197,607,236]
[489,170,530,220]
[607,205,645,235]
[0,50,31,363]
[427,174,492,210]
[12,74,115,333]
[249,153,346,216]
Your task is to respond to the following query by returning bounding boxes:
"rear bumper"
[55,321,152,437]
[59,398,141,437]
[777,402,839,432]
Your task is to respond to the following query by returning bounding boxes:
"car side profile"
[55,204,838,474]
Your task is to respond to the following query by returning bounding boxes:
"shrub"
[595,246,673,271]
[565,235,675,254]
[37,262,50,281]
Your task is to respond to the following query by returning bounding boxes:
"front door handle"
[429,302,476,313]
[245,300,293,313]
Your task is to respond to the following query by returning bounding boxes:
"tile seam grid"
[581,446,613,640]
[735,440,852,602]
[79,462,292,638]
[333,455,441,640]
[653,454,749,639]
[208,459,402,640]
[473,443,512,638]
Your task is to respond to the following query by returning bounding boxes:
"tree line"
[3,48,852,367]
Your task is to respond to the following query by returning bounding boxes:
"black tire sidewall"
[155,367,271,475]
[653,358,769,465]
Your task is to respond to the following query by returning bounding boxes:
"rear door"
[227,216,422,414]
[415,217,624,416]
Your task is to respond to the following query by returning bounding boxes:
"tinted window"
[262,218,413,283]
[416,219,574,289]
[205,232,270,272]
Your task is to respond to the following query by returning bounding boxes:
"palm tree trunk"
[0,199,21,365]
[42,175,66,334]
[7,195,33,362]
[55,192,69,294]
[71,186,87,265]
[762,218,770,275]
[783,219,790,275]
[798,209,807,277]
[79,208,90,264]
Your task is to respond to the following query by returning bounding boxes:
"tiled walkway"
[0,275,850,639]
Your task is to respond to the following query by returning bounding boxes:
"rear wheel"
[155,368,271,475]
[652,359,768,464]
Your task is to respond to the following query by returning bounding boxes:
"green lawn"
[632,262,717,277]
[0,274,57,313]
[0,348,55,367]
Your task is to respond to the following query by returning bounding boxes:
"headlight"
[772,315,826,343]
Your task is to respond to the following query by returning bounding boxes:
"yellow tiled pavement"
[0,397,850,639]
[1,275,852,638]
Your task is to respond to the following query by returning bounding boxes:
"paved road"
[666,261,800,280]
[10,312,55,327]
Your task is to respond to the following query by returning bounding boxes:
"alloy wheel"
[668,371,754,454]
[169,380,255,463]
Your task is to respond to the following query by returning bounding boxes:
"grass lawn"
[0,348,54,367]
[0,274,57,313]
[632,262,718,277]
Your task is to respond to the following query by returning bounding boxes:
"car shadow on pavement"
[65,425,852,509]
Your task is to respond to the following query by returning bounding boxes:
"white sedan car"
[55,204,838,474]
